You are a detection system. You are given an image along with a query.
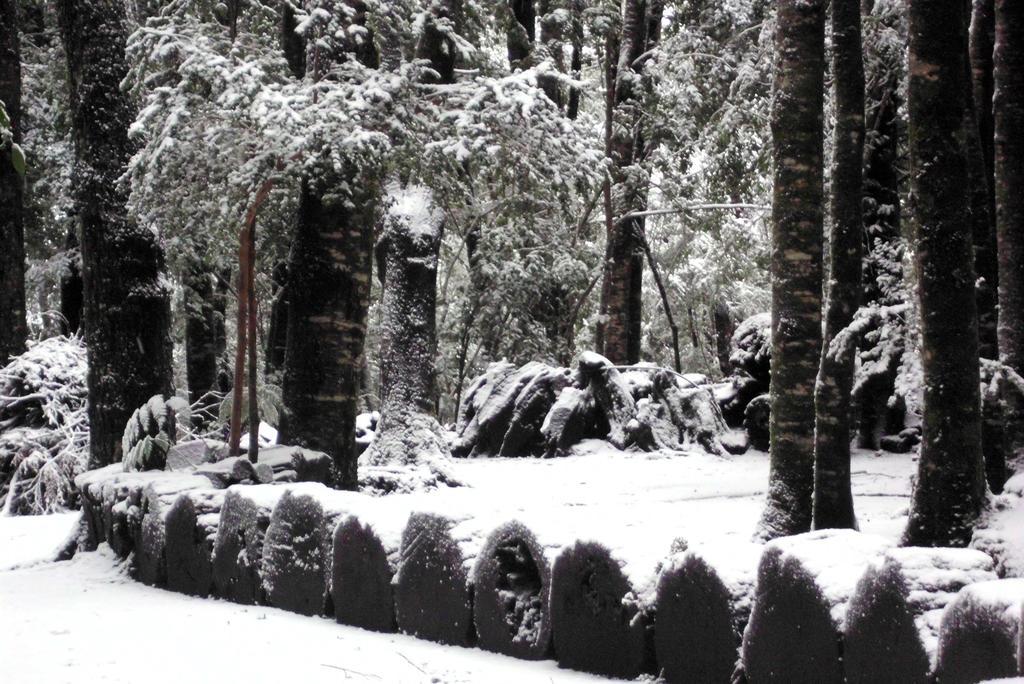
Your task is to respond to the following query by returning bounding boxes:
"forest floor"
[0,441,917,683]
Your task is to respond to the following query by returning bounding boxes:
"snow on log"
[934,578,1024,684]
[471,520,553,660]
[212,485,289,604]
[584,358,637,450]
[744,394,770,451]
[331,498,411,633]
[164,489,225,597]
[715,375,764,428]
[261,488,331,616]
[973,473,1024,578]
[194,445,332,488]
[843,547,997,684]
[653,542,761,684]
[549,539,652,678]
[740,530,891,683]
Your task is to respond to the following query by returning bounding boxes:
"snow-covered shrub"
[0,336,88,515]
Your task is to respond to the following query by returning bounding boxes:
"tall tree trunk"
[281,1,306,79]
[183,260,220,427]
[265,260,289,378]
[59,227,84,335]
[902,1,987,547]
[537,0,566,108]
[596,0,661,365]
[965,0,999,360]
[0,0,27,363]
[995,0,1024,474]
[757,0,826,540]
[278,1,380,489]
[813,0,864,531]
[566,0,583,120]
[57,0,174,468]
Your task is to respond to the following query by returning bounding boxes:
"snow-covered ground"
[0,442,917,683]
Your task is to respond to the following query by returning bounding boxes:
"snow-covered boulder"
[653,541,761,684]
[393,510,483,646]
[212,485,289,604]
[934,578,1024,684]
[549,539,652,678]
[740,530,891,683]
[729,313,771,386]
[843,547,997,683]
[471,520,553,660]
[164,488,225,597]
[260,489,330,616]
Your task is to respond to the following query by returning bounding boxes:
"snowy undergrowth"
[0,337,88,515]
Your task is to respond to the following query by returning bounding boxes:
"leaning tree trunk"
[902,0,987,547]
[757,0,826,540]
[183,259,221,427]
[995,0,1024,475]
[57,0,174,468]
[596,0,662,365]
[507,0,535,72]
[813,0,864,531]
[278,1,381,489]
[0,0,27,364]
[264,260,288,378]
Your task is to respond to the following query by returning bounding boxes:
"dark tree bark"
[183,260,221,427]
[59,227,83,335]
[566,0,583,120]
[596,0,662,365]
[902,1,987,547]
[812,0,864,531]
[537,0,566,108]
[278,0,380,489]
[57,0,174,468]
[757,0,826,540]
[965,0,999,360]
[995,0,1024,473]
[0,0,27,363]
[265,260,288,378]
[507,0,535,71]
[712,301,735,376]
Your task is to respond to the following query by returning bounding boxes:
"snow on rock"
[934,578,1024,684]
[973,473,1024,578]
[354,410,379,453]
[212,484,291,604]
[652,540,762,684]
[740,529,892,684]
[164,488,225,597]
[471,519,554,660]
[728,312,771,386]
[844,546,997,683]
[550,539,652,679]
[260,487,333,617]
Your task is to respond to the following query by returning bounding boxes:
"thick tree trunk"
[59,227,83,335]
[995,0,1024,474]
[183,260,220,427]
[813,0,864,531]
[596,0,662,365]
[757,0,826,540]
[278,1,380,489]
[0,0,27,363]
[567,0,583,120]
[281,2,306,79]
[279,173,377,489]
[57,0,174,468]
[902,1,987,547]
[970,0,999,361]
[537,0,566,108]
